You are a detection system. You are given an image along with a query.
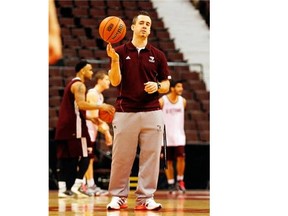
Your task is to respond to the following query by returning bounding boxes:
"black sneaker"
[58,190,75,198]
[168,183,177,194]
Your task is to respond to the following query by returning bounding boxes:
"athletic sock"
[167,179,175,185]
[87,178,95,187]
[177,175,184,181]
[58,181,66,192]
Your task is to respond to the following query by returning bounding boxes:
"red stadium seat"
[90,8,107,18]
[58,18,75,28]
[151,19,165,30]
[199,130,210,143]
[74,0,89,8]
[49,67,62,77]
[62,37,81,49]
[90,0,106,8]
[63,48,77,58]
[197,120,210,131]
[62,67,74,78]
[71,28,86,38]
[189,110,209,121]
[185,130,199,144]
[72,7,89,17]
[80,18,99,28]
[49,86,64,98]
[49,117,59,130]
[49,76,64,88]
[138,1,154,10]
[156,30,170,40]
[124,10,138,19]
[181,71,201,81]
[167,52,184,62]
[184,120,198,130]
[158,40,175,51]
[49,107,59,118]
[78,49,95,59]
[106,0,122,9]
[60,27,71,38]
[49,96,62,108]
[122,1,138,10]
[186,99,202,111]
[107,8,125,17]
[201,100,210,112]
[187,80,207,91]
[194,90,210,101]
[56,0,73,7]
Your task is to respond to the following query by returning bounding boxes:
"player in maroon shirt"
[106,11,171,210]
[55,60,115,198]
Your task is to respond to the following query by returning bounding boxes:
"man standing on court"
[106,11,171,210]
[159,80,187,194]
[84,70,113,196]
[55,60,115,198]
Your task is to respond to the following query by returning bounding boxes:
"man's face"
[173,83,184,95]
[99,75,110,90]
[83,64,93,80]
[132,15,151,38]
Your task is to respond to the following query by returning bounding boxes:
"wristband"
[157,82,161,89]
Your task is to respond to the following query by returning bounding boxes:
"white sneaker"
[107,196,128,210]
[87,184,109,196]
[71,184,92,198]
[135,198,162,211]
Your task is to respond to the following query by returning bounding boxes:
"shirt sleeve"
[157,51,170,81]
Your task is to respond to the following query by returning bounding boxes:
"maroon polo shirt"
[114,41,170,112]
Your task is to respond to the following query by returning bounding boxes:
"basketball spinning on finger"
[99,16,126,44]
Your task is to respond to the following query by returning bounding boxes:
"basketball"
[99,109,114,124]
[99,16,126,44]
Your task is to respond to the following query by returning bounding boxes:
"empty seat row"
[56,0,154,11]
[185,129,210,144]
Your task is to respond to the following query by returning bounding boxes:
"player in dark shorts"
[55,60,115,198]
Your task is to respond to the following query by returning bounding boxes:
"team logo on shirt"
[126,56,131,60]
[166,108,182,115]
[149,56,155,63]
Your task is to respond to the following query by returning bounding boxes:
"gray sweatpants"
[108,110,164,202]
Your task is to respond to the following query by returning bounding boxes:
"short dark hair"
[75,60,89,73]
[170,79,184,88]
[132,11,151,25]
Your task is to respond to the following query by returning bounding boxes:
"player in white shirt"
[85,70,113,196]
[159,80,187,193]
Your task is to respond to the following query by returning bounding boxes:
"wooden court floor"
[49,190,209,215]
